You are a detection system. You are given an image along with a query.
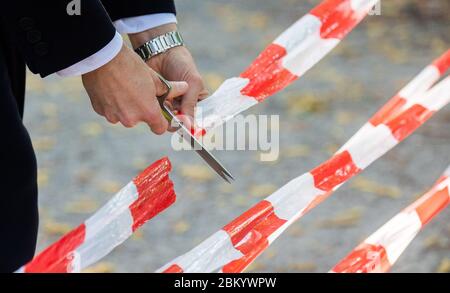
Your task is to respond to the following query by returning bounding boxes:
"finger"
[181,76,206,121]
[166,81,189,99]
[153,74,189,99]
[198,89,209,101]
[105,112,119,124]
[142,99,170,135]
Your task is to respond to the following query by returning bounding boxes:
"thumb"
[167,81,189,99]
[153,75,188,98]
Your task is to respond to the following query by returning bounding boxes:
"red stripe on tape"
[240,44,297,102]
[131,157,175,232]
[432,50,450,75]
[303,190,333,216]
[222,200,286,273]
[332,243,391,273]
[413,187,450,226]
[24,224,86,273]
[311,151,362,192]
[163,264,184,273]
[130,181,176,232]
[385,105,434,141]
[310,0,361,40]
[222,240,269,273]
[133,157,172,194]
[369,95,407,127]
[223,200,286,247]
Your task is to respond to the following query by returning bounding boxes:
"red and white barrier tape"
[158,51,450,273]
[195,0,380,134]
[331,166,450,273]
[17,158,175,273]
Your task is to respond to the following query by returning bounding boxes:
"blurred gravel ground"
[24,0,450,273]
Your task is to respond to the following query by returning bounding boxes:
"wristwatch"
[134,31,184,61]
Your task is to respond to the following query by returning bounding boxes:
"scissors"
[155,73,234,183]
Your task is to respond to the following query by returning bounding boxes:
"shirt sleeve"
[56,32,123,77]
[56,13,176,77]
[114,13,177,34]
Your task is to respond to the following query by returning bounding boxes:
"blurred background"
[24,0,449,273]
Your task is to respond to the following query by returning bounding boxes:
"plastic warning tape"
[17,158,175,273]
[331,166,450,273]
[195,0,380,134]
[158,52,450,273]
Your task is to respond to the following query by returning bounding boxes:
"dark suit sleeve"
[1,1,116,77]
[101,0,176,21]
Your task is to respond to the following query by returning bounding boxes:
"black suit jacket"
[0,0,176,77]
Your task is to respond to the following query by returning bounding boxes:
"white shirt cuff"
[56,32,123,77]
[113,13,177,34]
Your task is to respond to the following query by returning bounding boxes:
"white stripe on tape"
[344,124,398,170]
[365,211,422,265]
[267,173,324,221]
[196,77,256,131]
[398,66,441,100]
[158,230,243,273]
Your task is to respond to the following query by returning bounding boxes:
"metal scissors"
[155,73,234,183]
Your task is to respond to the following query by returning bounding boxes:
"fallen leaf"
[232,195,251,207]
[263,249,277,260]
[318,207,363,228]
[436,259,450,273]
[82,262,115,273]
[80,122,103,137]
[180,165,215,182]
[40,119,60,132]
[286,93,328,115]
[424,235,447,249]
[38,168,49,187]
[41,103,58,118]
[98,180,122,194]
[335,111,356,125]
[173,220,191,234]
[43,221,72,236]
[287,262,317,272]
[282,145,311,158]
[132,157,149,171]
[27,74,45,93]
[33,137,56,152]
[64,198,99,214]
[351,177,402,199]
[203,72,225,91]
[75,169,94,185]
[218,183,235,194]
[247,12,269,30]
[246,261,267,272]
[249,184,277,198]
[132,230,144,241]
[287,225,304,237]
[325,144,339,155]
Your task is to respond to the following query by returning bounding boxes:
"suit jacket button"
[27,30,42,44]
[34,42,49,57]
[19,17,34,31]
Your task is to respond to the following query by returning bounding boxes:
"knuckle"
[121,115,137,128]
[152,123,167,135]
[105,113,118,124]
[190,74,204,86]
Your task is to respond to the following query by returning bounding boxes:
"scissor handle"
[154,72,173,122]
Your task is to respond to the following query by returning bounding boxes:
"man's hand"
[82,44,188,135]
[129,24,208,125]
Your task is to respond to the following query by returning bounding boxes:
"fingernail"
[175,81,189,91]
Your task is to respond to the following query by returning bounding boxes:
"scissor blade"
[163,105,234,183]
